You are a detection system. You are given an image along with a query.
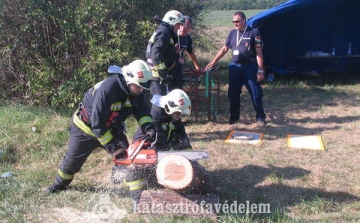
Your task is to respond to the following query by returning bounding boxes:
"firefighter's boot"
[46,171,73,193]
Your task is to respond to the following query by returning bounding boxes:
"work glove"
[104,138,127,159]
[155,131,166,146]
[146,129,166,146]
[145,129,156,141]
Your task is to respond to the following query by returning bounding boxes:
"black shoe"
[46,183,66,193]
[228,118,239,124]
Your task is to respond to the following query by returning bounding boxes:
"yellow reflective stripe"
[126,178,146,191]
[167,122,176,141]
[151,70,159,78]
[58,169,74,180]
[98,130,113,145]
[73,113,95,137]
[155,62,166,70]
[124,98,132,107]
[169,122,176,130]
[138,116,152,126]
[111,102,122,111]
[149,32,156,43]
[170,38,174,44]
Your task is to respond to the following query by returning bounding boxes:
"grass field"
[1,73,360,222]
[2,9,360,223]
[202,10,266,28]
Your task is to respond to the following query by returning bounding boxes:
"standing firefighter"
[46,60,160,201]
[146,10,186,96]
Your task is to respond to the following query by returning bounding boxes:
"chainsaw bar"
[157,150,209,161]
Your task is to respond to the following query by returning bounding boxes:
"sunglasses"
[232,20,240,23]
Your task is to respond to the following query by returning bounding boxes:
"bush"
[0,0,202,107]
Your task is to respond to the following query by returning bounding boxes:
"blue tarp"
[247,0,360,73]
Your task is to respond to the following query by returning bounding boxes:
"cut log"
[156,154,214,194]
[137,189,219,219]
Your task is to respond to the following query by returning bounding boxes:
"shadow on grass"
[186,73,360,141]
[210,164,359,214]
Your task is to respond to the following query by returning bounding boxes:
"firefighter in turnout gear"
[146,10,185,96]
[46,60,159,203]
[133,89,192,151]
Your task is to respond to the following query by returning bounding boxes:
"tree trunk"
[156,154,214,194]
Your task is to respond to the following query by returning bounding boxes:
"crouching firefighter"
[133,89,192,151]
[46,60,161,200]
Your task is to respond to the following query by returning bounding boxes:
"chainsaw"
[113,135,209,166]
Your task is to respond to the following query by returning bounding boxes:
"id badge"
[179,58,184,64]
[233,50,239,55]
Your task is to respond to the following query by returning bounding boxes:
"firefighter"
[132,89,192,151]
[46,60,159,198]
[145,10,186,97]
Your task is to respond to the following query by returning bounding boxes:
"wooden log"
[156,154,214,194]
[137,189,219,219]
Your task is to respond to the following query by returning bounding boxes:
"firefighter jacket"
[73,74,154,146]
[146,22,178,79]
[151,107,190,150]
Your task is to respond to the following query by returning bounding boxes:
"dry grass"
[2,73,360,222]
[182,73,360,221]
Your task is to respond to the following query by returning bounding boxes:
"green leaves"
[0,0,202,107]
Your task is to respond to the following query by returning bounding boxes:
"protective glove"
[104,138,126,159]
[155,131,166,146]
[145,129,155,141]
[146,129,166,146]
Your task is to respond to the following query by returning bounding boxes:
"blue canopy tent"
[247,0,360,75]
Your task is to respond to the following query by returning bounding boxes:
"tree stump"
[156,154,214,194]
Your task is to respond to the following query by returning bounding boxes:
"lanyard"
[177,34,187,58]
[236,26,247,48]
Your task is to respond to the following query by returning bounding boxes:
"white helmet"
[162,10,185,26]
[122,60,152,90]
[163,89,191,115]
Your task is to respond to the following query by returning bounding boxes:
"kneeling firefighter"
[133,89,192,151]
[111,89,192,211]
[46,60,161,202]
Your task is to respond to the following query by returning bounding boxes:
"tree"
[0,0,202,107]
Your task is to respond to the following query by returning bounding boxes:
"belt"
[147,59,176,71]
[76,103,91,127]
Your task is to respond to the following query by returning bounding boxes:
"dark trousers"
[55,121,128,185]
[228,63,266,121]
[170,63,184,90]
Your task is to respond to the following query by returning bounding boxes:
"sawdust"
[38,206,128,223]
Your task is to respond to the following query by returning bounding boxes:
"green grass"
[2,8,360,223]
[202,10,266,28]
[2,73,360,222]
